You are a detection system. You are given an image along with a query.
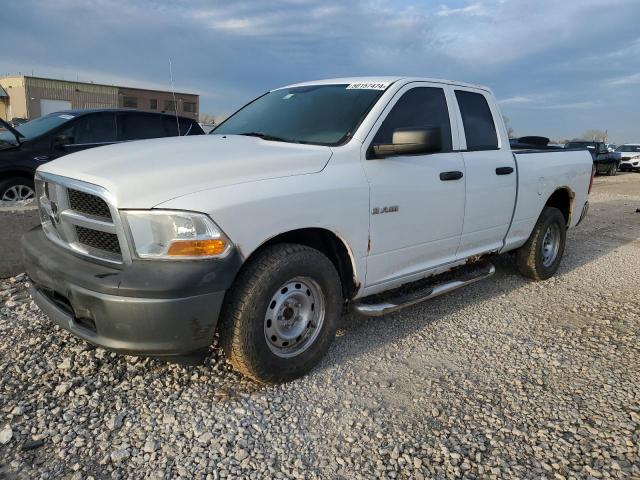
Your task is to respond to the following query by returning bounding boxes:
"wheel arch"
[544,187,574,226]
[242,227,360,300]
[0,169,35,182]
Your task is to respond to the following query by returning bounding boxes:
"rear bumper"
[22,227,242,356]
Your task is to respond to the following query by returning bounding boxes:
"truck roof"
[279,76,490,92]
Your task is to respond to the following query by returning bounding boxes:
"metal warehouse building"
[0,75,199,121]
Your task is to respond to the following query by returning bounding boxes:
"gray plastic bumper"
[22,227,241,356]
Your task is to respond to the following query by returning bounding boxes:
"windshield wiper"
[238,132,288,142]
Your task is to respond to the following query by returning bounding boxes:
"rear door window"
[119,113,166,141]
[455,90,498,151]
[373,87,453,152]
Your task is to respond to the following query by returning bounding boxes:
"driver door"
[361,83,466,290]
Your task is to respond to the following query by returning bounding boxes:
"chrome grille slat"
[35,173,130,265]
[60,210,117,233]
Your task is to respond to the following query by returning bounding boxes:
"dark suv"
[564,140,620,176]
[0,109,204,202]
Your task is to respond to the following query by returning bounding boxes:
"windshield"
[0,112,75,142]
[566,142,596,150]
[616,145,640,152]
[213,84,387,145]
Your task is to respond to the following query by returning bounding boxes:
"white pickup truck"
[23,77,593,383]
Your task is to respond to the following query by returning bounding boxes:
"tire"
[607,163,617,176]
[0,176,35,203]
[516,207,567,281]
[218,243,343,383]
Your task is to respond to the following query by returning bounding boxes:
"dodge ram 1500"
[22,77,593,383]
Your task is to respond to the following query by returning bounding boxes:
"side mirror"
[54,134,74,149]
[371,127,442,158]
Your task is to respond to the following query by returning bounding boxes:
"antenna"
[168,58,181,136]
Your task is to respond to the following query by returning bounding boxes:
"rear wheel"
[516,207,566,281]
[219,243,343,383]
[0,177,35,203]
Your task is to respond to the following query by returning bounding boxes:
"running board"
[352,260,495,317]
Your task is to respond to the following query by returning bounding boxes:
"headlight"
[121,210,232,259]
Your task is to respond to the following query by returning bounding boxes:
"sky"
[1,0,639,143]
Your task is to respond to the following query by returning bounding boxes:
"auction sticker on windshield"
[58,114,75,120]
[346,82,390,90]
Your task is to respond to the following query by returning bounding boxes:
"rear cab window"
[454,90,499,151]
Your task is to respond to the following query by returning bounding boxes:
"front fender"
[156,165,370,287]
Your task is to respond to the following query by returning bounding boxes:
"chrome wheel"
[2,184,35,202]
[264,277,326,358]
[541,223,561,267]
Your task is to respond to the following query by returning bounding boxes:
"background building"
[0,75,199,121]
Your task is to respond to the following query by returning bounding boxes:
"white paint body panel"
[37,76,593,300]
[41,135,332,208]
[449,86,518,259]
[502,150,592,251]
[359,81,466,289]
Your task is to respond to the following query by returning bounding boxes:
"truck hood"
[38,134,333,208]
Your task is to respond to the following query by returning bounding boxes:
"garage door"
[40,99,72,116]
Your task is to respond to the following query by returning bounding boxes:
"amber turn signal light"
[167,239,227,257]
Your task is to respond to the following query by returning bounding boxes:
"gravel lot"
[0,203,39,278]
[1,173,639,479]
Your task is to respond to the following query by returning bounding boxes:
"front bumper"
[620,162,639,170]
[22,227,242,356]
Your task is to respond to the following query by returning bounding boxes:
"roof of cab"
[278,76,490,92]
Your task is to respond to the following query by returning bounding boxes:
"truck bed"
[502,148,593,252]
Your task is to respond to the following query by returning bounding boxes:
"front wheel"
[516,207,567,281]
[607,163,618,176]
[218,243,343,383]
[0,177,35,203]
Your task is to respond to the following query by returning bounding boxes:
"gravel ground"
[0,203,39,278]
[1,173,639,479]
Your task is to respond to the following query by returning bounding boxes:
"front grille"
[75,226,121,254]
[38,176,125,263]
[68,188,112,219]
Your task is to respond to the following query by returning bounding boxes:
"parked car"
[564,140,620,176]
[509,136,563,150]
[0,110,204,202]
[23,77,593,383]
[616,144,640,172]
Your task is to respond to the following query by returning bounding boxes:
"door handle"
[495,166,514,175]
[439,171,463,181]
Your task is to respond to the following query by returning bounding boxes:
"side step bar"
[352,260,495,317]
